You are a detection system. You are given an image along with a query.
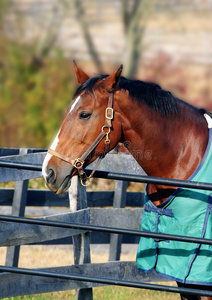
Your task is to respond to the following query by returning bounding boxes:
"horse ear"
[102,65,123,91]
[73,60,90,84]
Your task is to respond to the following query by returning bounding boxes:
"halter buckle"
[105,107,114,120]
[72,158,84,169]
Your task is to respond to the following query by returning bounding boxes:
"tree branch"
[122,0,154,78]
[122,0,130,32]
[73,0,103,73]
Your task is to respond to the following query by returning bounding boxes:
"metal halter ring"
[72,158,84,169]
[80,176,92,187]
[102,125,111,144]
[102,125,111,135]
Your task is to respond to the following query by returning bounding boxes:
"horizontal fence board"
[87,191,144,208]
[90,208,142,230]
[0,148,45,157]
[0,149,20,157]
[37,233,138,245]
[87,190,114,207]
[89,232,140,245]
[0,261,169,298]
[0,208,142,246]
[88,153,146,175]
[0,210,89,246]
[0,189,69,207]
[0,152,45,182]
[0,152,146,183]
[0,207,70,217]
[89,208,142,245]
[0,189,144,208]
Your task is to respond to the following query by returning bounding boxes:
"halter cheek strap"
[48,92,114,186]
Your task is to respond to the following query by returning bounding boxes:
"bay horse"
[42,63,212,300]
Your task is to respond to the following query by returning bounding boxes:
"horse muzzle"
[42,154,74,194]
[46,170,72,194]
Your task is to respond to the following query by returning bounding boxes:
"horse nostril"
[46,169,56,184]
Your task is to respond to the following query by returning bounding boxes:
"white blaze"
[42,95,81,179]
[69,96,81,114]
[42,129,60,178]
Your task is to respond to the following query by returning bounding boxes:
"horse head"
[42,63,123,194]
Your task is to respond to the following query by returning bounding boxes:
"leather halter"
[48,92,114,186]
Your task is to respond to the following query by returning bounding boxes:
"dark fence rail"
[1,265,212,298]
[1,214,212,246]
[0,189,144,208]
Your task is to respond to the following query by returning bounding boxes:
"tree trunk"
[122,0,154,78]
[73,0,103,74]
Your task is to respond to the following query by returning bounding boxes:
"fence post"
[5,148,29,267]
[109,180,127,261]
[69,176,93,300]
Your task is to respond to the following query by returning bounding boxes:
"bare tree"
[73,0,103,73]
[1,0,68,67]
[34,0,69,66]
[34,0,153,77]
[72,0,154,78]
[4,0,153,77]
[122,0,154,78]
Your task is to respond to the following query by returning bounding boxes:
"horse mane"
[74,75,202,118]
[118,77,181,117]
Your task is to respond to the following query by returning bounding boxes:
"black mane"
[118,77,181,117]
[74,75,198,117]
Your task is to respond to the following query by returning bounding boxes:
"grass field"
[0,245,180,300]
[2,286,180,300]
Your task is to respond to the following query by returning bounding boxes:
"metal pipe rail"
[1,159,212,191]
[0,215,212,246]
[0,265,212,297]
[0,160,42,171]
[90,170,212,191]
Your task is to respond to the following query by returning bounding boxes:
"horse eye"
[79,112,92,120]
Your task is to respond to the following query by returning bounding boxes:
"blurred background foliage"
[0,43,75,147]
[0,0,212,148]
[0,1,75,147]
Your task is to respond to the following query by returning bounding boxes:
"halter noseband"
[48,91,114,186]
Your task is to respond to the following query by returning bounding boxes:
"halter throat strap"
[48,91,114,185]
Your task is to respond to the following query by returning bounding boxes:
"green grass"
[4,286,180,300]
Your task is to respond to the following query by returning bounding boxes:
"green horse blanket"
[136,116,212,285]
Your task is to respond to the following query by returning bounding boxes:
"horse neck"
[116,95,209,181]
